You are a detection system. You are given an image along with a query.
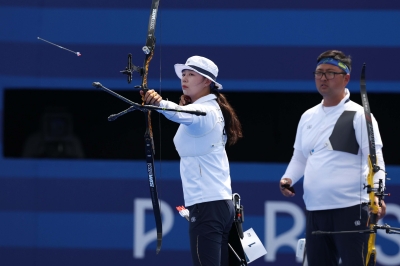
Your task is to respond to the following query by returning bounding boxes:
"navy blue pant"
[187,200,234,266]
[306,204,370,266]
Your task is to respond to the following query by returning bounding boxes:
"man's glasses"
[313,71,347,80]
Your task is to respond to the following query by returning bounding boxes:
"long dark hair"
[211,86,242,146]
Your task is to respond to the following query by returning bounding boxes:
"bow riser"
[365,156,378,265]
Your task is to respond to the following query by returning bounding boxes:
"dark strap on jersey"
[329,110,359,155]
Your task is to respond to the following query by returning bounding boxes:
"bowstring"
[157,4,162,209]
[359,112,363,220]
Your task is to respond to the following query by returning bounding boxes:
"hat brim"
[174,64,223,90]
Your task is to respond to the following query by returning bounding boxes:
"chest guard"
[174,109,226,157]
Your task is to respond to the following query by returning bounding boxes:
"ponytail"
[212,87,243,146]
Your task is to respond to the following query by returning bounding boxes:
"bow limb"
[360,63,384,266]
[141,0,163,254]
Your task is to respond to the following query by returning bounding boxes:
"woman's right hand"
[179,95,192,106]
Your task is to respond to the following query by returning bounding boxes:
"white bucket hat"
[174,56,223,90]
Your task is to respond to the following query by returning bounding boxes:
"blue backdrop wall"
[1,1,400,265]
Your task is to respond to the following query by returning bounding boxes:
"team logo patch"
[191,217,196,223]
[354,220,361,226]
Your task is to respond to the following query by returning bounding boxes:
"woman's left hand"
[140,89,162,106]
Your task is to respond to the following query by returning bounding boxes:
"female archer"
[141,55,242,266]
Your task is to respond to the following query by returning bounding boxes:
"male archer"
[279,50,386,266]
